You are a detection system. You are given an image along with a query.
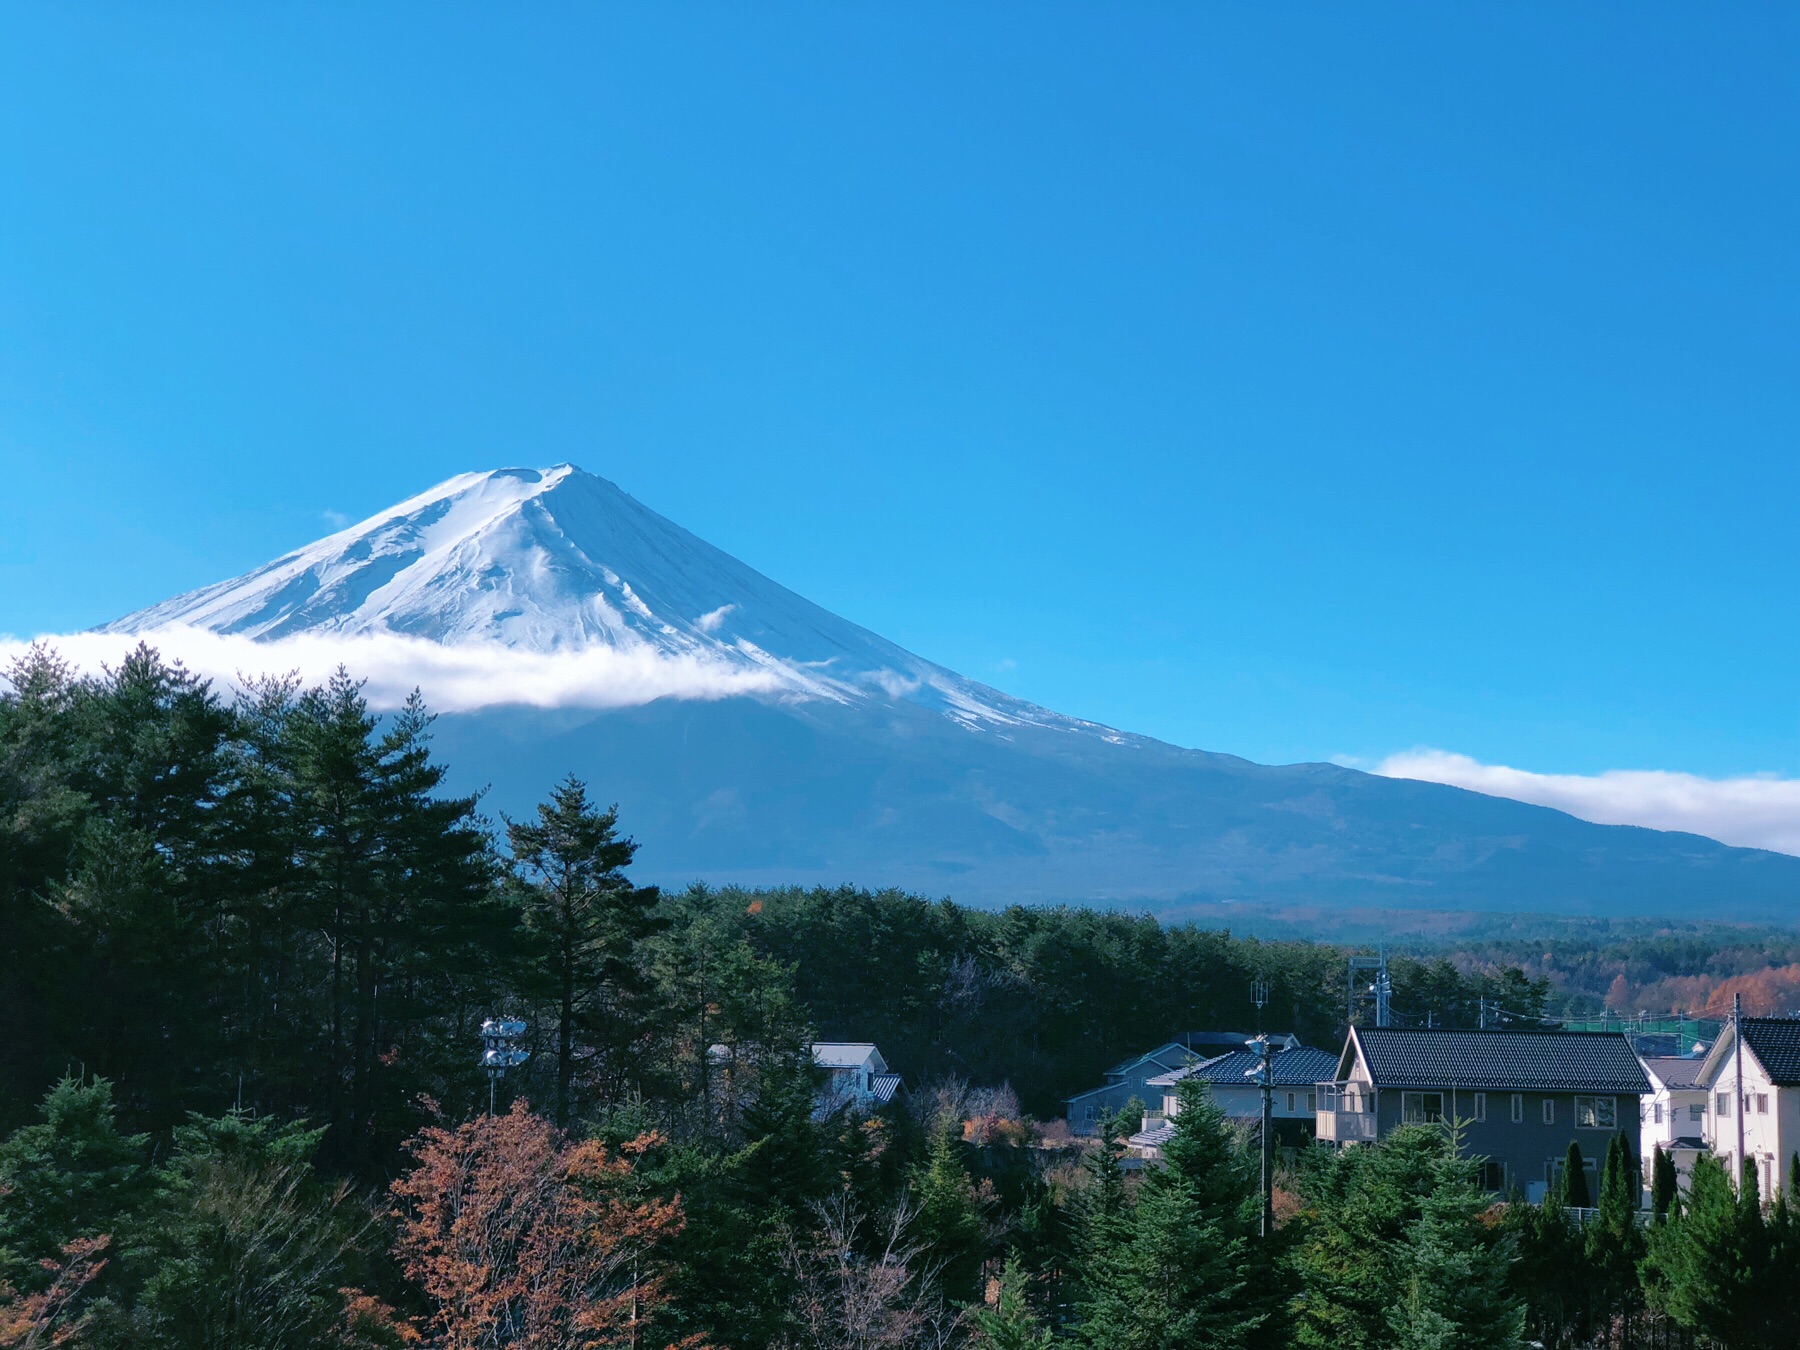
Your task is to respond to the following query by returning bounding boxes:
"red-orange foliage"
[0,1234,108,1349]
[390,1102,701,1349]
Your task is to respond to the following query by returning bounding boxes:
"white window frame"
[1690,1102,1705,1121]
[1653,1102,1663,1125]
[1756,1094,1769,1115]
[1472,1092,1487,1122]
[1286,1091,1296,1112]
[1542,1098,1555,1125]
[1574,1095,1616,1129]
[1716,1092,1731,1118]
[1511,1093,1524,1123]
[1402,1091,1446,1125]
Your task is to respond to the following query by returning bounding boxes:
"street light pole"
[1247,1033,1275,1237]
[480,1017,530,1116]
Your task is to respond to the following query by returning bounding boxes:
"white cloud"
[1375,748,1800,856]
[321,509,351,528]
[0,625,828,714]
[694,604,736,633]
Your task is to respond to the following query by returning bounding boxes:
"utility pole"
[1247,1033,1276,1237]
[1733,993,1746,1187]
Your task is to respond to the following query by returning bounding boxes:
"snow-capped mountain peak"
[104,465,1086,733]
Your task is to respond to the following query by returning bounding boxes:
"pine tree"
[1558,1140,1590,1209]
[1650,1145,1678,1221]
[1075,1079,1278,1349]
[508,775,663,1126]
[1387,1124,1525,1350]
[1643,1152,1781,1348]
[1584,1132,1644,1333]
[0,1076,151,1284]
[909,1120,988,1303]
[971,1251,1053,1350]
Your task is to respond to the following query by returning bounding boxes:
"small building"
[1129,1042,1337,1158]
[1638,1055,1710,1192]
[1064,1041,1202,1136]
[1694,1016,1800,1201]
[811,1042,903,1119]
[1316,1026,1650,1199]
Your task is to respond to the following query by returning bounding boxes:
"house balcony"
[1316,1083,1377,1142]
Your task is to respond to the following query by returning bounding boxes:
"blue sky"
[1,4,1795,795]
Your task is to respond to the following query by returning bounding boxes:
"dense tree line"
[4,644,1796,1346]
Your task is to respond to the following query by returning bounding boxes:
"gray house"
[1318,1027,1650,1199]
[1065,1041,1201,1135]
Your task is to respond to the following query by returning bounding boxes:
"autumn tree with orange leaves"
[390,1102,703,1350]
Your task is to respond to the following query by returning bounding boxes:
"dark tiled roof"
[1741,1017,1800,1086]
[1152,1046,1339,1089]
[1642,1057,1705,1091]
[1353,1028,1650,1093]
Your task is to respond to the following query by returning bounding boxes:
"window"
[1575,1096,1617,1129]
[1402,1091,1446,1124]
[1307,1091,1316,1112]
[1319,1085,1336,1112]
[1690,1103,1705,1121]
[1756,1094,1769,1115]
[1717,1093,1732,1118]
[1478,1161,1506,1191]
[1473,1092,1487,1122]
[1511,1093,1524,1123]
[1286,1092,1296,1112]
[1653,1103,1664,1124]
[1542,1099,1555,1125]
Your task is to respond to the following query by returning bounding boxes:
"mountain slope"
[106,465,1800,922]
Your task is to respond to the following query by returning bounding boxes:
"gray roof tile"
[1740,1017,1800,1086]
[1353,1028,1649,1093]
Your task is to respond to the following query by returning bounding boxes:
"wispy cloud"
[321,509,351,528]
[0,626,827,714]
[1375,748,1800,856]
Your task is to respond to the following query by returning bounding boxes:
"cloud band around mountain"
[0,626,823,713]
[1375,748,1800,857]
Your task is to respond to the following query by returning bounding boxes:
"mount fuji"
[104,465,1800,922]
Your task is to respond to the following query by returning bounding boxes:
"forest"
[2,644,1797,1348]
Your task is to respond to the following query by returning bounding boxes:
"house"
[1694,1015,1800,1201]
[1128,1042,1337,1157]
[1637,1055,1710,1191]
[1064,1041,1202,1136]
[1316,1026,1650,1199]
[811,1042,903,1118]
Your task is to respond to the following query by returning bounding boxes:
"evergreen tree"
[1076,1079,1278,1349]
[508,775,663,1125]
[1558,1140,1590,1208]
[1386,1132,1525,1350]
[909,1119,989,1303]
[1501,1184,1590,1350]
[1583,1133,1643,1333]
[0,1077,151,1285]
[1290,1126,1445,1349]
[119,1110,384,1349]
[1650,1145,1678,1222]
[1642,1152,1780,1348]
[970,1251,1053,1350]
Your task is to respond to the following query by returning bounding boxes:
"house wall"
[1368,1088,1638,1198]
[1638,1083,1708,1188]
[1704,1045,1796,1200]
[1067,1081,1157,1133]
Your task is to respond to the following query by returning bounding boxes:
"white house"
[812,1041,903,1118]
[1695,1015,1800,1201]
[1637,1055,1710,1191]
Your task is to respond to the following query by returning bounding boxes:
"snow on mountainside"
[104,465,1099,736]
